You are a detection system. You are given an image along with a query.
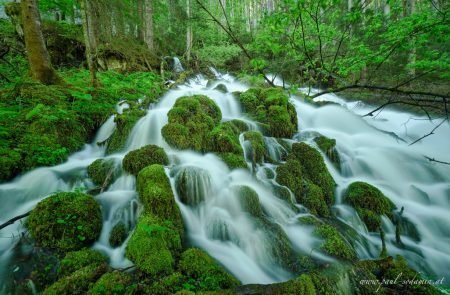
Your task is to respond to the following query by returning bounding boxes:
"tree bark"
[21,0,61,85]
[143,0,154,51]
[80,0,98,87]
[186,0,193,61]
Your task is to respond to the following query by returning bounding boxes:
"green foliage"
[314,224,356,261]
[87,159,116,187]
[178,248,240,291]
[217,153,248,170]
[207,123,243,154]
[162,95,222,152]
[88,271,133,295]
[109,222,128,248]
[122,144,169,175]
[59,249,107,277]
[136,164,184,235]
[238,88,298,138]
[344,182,396,231]
[195,44,241,68]
[27,192,102,252]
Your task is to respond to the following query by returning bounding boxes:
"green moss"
[43,264,107,295]
[237,274,315,294]
[88,271,133,295]
[291,142,336,205]
[122,144,169,175]
[126,214,180,276]
[162,95,221,152]
[146,272,185,294]
[227,119,249,133]
[303,181,330,217]
[213,83,228,93]
[217,153,248,170]
[207,123,243,154]
[314,136,341,170]
[243,131,265,166]
[178,248,240,291]
[87,159,116,187]
[298,215,323,226]
[314,224,356,261]
[344,182,396,231]
[27,192,103,252]
[276,157,305,200]
[59,249,107,277]
[109,222,128,247]
[136,164,184,235]
[234,185,264,218]
[238,88,297,138]
[106,108,146,154]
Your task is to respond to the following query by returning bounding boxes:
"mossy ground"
[59,249,107,277]
[26,192,103,252]
[122,144,169,175]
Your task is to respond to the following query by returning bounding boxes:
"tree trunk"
[143,0,154,51]
[186,0,193,61]
[21,0,61,85]
[80,0,98,87]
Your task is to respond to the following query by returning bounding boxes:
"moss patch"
[59,249,107,277]
[27,192,102,252]
[344,182,396,231]
[234,185,264,218]
[178,248,240,291]
[106,108,146,154]
[314,224,356,261]
[238,88,298,138]
[109,222,128,247]
[162,95,221,152]
[314,136,341,170]
[87,159,116,187]
[122,144,169,175]
[207,122,243,154]
[236,274,315,294]
[88,271,133,295]
[217,153,248,170]
[243,131,265,166]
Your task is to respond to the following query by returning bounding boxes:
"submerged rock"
[175,166,213,206]
[214,83,228,93]
[27,192,102,252]
[344,181,395,232]
[122,144,169,175]
[109,222,128,247]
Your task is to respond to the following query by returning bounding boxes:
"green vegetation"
[243,131,266,166]
[238,88,298,138]
[344,182,396,231]
[88,271,133,295]
[235,185,264,218]
[178,248,240,291]
[122,144,169,175]
[59,249,107,277]
[27,192,102,252]
[314,224,356,261]
[314,136,341,170]
[207,122,243,154]
[106,108,146,154]
[217,153,248,170]
[87,158,116,187]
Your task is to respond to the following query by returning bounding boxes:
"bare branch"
[0,211,31,231]
[424,155,450,165]
[409,118,447,146]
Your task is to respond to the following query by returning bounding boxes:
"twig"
[409,118,447,146]
[424,156,450,165]
[0,211,31,231]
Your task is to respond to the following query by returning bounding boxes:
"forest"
[0,0,449,294]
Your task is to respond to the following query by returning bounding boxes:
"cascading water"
[0,70,449,291]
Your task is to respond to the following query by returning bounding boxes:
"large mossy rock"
[27,192,102,252]
[123,144,169,175]
[88,271,133,295]
[58,249,107,277]
[178,248,240,291]
[106,108,146,154]
[237,274,315,295]
[314,224,356,261]
[43,264,107,295]
[87,158,116,187]
[238,88,298,138]
[162,95,221,152]
[218,153,248,170]
[136,164,183,235]
[125,214,181,276]
[344,182,396,232]
[314,135,341,170]
[207,122,243,154]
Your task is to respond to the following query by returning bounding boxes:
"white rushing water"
[0,70,449,291]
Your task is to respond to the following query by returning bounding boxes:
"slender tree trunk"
[21,0,61,85]
[143,0,154,51]
[80,0,98,87]
[186,0,193,61]
[408,0,416,76]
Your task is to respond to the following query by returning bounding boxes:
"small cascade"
[172,57,184,73]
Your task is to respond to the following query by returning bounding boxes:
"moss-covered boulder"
[87,159,116,187]
[276,157,305,199]
[314,136,341,170]
[27,192,103,252]
[291,142,335,205]
[144,272,185,294]
[314,224,356,261]
[344,182,396,232]
[122,144,169,175]
[236,274,315,294]
[109,222,128,247]
[162,95,221,152]
[106,108,146,154]
[207,123,243,154]
[88,271,133,295]
[243,131,265,166]
[43,263,107,295]
[175,166,212,206]
[136,164,183,235]
[303,181,330,217]
[125,214,181,276]
[238,88,298,138]
[227,119,250,133]
[235,185,264,218]
[218,153,248,170]
[59,249,107,277]
[178,248,240,291]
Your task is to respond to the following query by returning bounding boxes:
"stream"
[0,70,449,291]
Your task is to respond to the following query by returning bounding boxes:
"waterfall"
[1,70,449,291]
[172,57,184,73]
